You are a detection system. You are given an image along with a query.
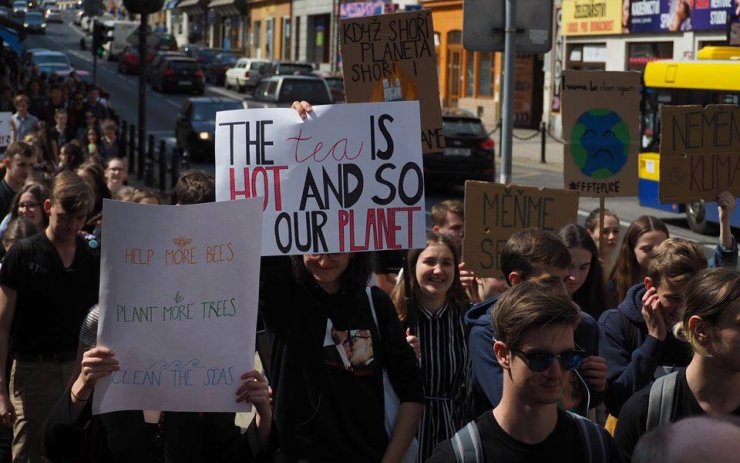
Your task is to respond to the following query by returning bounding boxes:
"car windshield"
[251,62,269,72]
[192,101,242,122]
[35,54,69,65]
[325,78,343,91]
[27,12,43,19]
[218,54,238,65]
[443,118,487,137]
[279,80,330,104]
[278,64,313,75]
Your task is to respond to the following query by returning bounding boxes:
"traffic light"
[92,22,106,57]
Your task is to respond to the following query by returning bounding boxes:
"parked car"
[245,75,332,109]
[12,1,27,17]
[24,11,47,34]
[117,45,154,74]
[314,72,345,103]
[147,50,186,82]
[224,58,269,93]
[255,60,314,85]
[175,97,243,162]
[150,57,205,95]
[423,109,496,190]
[204,52,238,86]
[25,50,73,76]
[0,7,9,18]
[73,9,84,25]
[45,6,63,22]
[182,45,222,66]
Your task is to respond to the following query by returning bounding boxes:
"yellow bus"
[638,47,740,234]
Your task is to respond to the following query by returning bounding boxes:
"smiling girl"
[391,232,469,461]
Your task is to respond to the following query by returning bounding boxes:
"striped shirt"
[413,301,469,462]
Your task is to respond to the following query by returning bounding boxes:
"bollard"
[171,146,180,192]
[540,121,546,164]
[144,135,155,186]
[128,124,136,174]
[158,139,166,193]
[170,146,181,190]
[120,120,128,158]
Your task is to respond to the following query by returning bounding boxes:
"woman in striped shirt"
[392,232,471,461]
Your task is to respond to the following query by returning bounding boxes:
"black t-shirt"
[260,256,423,463]
[0,232,100,354]
[427,408,623,463]
[614,368,740,462]
[0,178,16,218]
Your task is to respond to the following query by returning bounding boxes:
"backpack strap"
[568,411,609,463]
[646,371,678,431]
[451,421,483,463]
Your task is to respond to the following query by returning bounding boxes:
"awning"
[176,0,209,15]
[0,27,21,54]
[209,0,243,16]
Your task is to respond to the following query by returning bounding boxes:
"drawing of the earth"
[570,109,630,179]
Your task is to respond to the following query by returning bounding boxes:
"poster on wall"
[627,0,736,33]
[659,104,740,203]
[340,10,445,154]
[562,70,641,197]
[562,0,623,35]
[214,102,427,256]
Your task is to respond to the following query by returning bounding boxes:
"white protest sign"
[215,102,426,255]
[0,113,11,148]
[93,198,263,414]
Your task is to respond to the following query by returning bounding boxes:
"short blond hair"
[646,238,707,288]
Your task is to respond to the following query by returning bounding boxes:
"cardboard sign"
[659,105,740,203]
[562,71,641,197]
[214,102,427,255]
[93,199,263,414]
[339,9,445,154]
[463,181,579,278]
[0,113,11,148]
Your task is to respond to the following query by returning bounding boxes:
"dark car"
[175,97,243,162]
[323,75,345,103]
[204,52,238,86]
[24,11,47,34]
[245,75,332,108]
[150,57,205,95]
[423,109,495,189]
[117,45,154,74]
[146,50,186,82]
[256,61,314,84]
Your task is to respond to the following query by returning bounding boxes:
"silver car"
[45,7,63,23]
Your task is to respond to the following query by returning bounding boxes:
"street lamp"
[122,0,164,181]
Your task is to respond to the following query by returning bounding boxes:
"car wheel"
[195,87,205,96]
[686,201,717,235]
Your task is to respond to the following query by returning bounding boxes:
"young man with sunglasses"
[428,282,622,462]
[465,229,607,417]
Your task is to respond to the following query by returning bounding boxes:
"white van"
[103,20,138,60]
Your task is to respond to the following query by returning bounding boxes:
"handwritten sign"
[659,105,740,203]
[93,199,263,414]
[0,113,11,148]
[339,10,445,154]
[562,70,641,197]
[463,181,579,277]
[214,102,426,256]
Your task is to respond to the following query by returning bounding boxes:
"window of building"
[627,42,672,72]
[253,20,261,51]
[282,16,291,60]
[566,43,606,70]
[266,17,274,57]
[477,52,493,97]
[466,51,474,96]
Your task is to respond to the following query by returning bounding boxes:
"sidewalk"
[505,127,565,173]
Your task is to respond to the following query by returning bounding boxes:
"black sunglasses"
[511,348,584,373]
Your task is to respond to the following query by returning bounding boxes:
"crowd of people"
[0,97,735,463]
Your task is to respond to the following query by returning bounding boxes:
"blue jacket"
[465,294,602,417]
[598,283,692,416]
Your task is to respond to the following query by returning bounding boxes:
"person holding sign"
[390,232,471,461]
[465,230,606,418]
[260,250,423,463]
[39,322,274,462]
[0,171,99,463]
